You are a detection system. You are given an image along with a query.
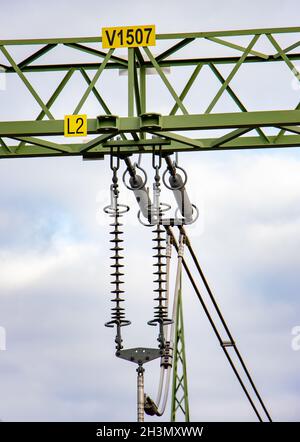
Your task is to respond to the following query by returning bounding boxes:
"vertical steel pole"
[128,47,135,117]
[137,365,145,422]
[140,64,146,142]
[140,65,146,114]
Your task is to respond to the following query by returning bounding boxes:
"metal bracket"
[140,113,162,130]
[116,347,162,365]
[96,114,119,132]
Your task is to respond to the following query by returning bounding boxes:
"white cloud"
[0,237,97,291]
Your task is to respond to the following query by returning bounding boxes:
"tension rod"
[123,156,136,180]
[164,154,176,177]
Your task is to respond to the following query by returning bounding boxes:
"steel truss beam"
[0,26,299,159]
[0,112,300,158]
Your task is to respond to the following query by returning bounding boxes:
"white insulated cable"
[156,233,184,415]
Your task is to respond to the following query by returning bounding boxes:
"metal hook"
[154,165,160,184]
[152,146,162,170]
[110,146,120,171]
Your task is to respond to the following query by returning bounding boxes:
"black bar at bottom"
[0,422,298,441]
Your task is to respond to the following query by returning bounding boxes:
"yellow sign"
[102,25,156,49]
[64,114,87,137]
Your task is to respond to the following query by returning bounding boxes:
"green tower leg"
[171,273,190,422]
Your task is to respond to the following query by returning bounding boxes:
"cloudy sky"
[0,0,300,422]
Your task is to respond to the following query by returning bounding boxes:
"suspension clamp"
[178,234,185,258]
[160,340,173,368]
[166,235,173,259]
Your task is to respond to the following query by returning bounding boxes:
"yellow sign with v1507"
[102,25,156,49]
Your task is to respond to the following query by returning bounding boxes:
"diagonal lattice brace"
[143,46,189,115]
[205,34,260,114]
[210,127,252,148]
[149,131,204,149]
[0,137,14,154]
[209,63,269,143]
[64,42,128,67]
[274,40,300,58]
[205,36,268,59]
[73,48,114,114]
[0,46,54,119]
[79,133,118,153]
[170,64,203,116]
[18,68,76,151]
[80,68,111,114]
[12,136,72,153]
[18,44,57,68]
[267,34,300,79]
[156,38,195,62]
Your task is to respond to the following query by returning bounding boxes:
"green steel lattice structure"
[171,273,190,422]
[0,26,300,158]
